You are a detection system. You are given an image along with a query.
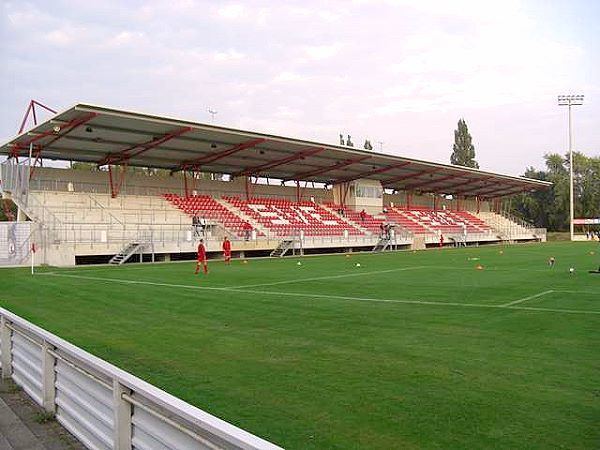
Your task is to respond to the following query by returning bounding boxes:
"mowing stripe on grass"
[232,266,427,289]
[239,288,600,315]
[552,289,600,295]
[38,272,228,291]
[38,273,600,316]
[501,290,554,307]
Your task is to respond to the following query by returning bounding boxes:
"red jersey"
[197,243,206,260]
[222,240,231,253]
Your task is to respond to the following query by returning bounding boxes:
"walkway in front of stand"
[0,372,84,450]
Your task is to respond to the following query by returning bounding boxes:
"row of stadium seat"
[163,194,258,237]
[323,203,385,235]
[163,193,491,238]
[223,196,364,237]
[387,207,490,234]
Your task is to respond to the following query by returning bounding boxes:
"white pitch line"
[37,272,600,316]
[231,266,427,289]
[39,272,230,291]
[501,290,554,307]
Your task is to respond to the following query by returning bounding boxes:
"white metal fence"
[1,159,30,206]
[0,308,283,450]
[0,222,34,266]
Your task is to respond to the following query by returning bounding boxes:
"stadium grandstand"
[0,103,551,267]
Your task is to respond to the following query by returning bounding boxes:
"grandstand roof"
[0,103,551,198]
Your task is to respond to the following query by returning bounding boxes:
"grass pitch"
[2,242,599,449]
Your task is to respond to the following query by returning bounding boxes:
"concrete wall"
[30,167,333,202]
[384,192,490,212]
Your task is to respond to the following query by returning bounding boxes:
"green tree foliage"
[450,119,479,169]
[71,162,100,171]
[0,199,17,221]
[71,162,174,177]
[511,152,600,231]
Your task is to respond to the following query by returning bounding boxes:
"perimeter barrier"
[0,307,283,450]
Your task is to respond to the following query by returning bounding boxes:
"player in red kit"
[222,236,232,265]
[195,239,208,274]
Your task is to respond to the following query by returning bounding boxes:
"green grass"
[2,242,599,449]
[547,232,571,241]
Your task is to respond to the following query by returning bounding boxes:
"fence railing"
[0,307,282,450]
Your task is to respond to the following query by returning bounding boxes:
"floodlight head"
[557,94,584,106]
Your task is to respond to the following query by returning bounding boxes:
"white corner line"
[501,290,554,307]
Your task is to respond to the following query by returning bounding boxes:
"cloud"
[0,0,597,175]
[303,43,342,61]
[212,49,245,62]
[273,71,309,83]
[215,3,246,20]
[44,29,74,46]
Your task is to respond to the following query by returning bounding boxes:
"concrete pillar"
[1,316,13,379]
[113,380,132,449]
[41,341,56,413]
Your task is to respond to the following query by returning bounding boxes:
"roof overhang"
[0,103,552,198]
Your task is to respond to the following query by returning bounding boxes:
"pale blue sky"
[1,0,598,175]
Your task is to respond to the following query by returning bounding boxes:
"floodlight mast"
[208,109,218,123]
[557,94,584,241]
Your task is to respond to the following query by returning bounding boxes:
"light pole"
[557,94,584,241]
[208,109,218,123]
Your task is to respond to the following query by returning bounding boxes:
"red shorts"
[197,256,206,262]
[224,251,231,257]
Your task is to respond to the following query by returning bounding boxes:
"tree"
[0,199,17,221]
[511,152,600,231]
[450,119,479,169]
[71,162,100,171]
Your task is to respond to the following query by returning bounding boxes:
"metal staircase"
[109,242,145,265]
[372,236,392,252]
[270,239,296,257]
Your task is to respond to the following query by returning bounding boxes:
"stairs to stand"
[372,236,391,252]
[270,239,296,257]
[110,242,145,265]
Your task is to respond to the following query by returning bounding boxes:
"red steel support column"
[108,164,128,198]
[29,148,43,180]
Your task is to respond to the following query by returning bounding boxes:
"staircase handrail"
[499,210,534,229]
[86,193,124,227]
[13,192,64,229]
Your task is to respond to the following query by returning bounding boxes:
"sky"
[1,0,598,176]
